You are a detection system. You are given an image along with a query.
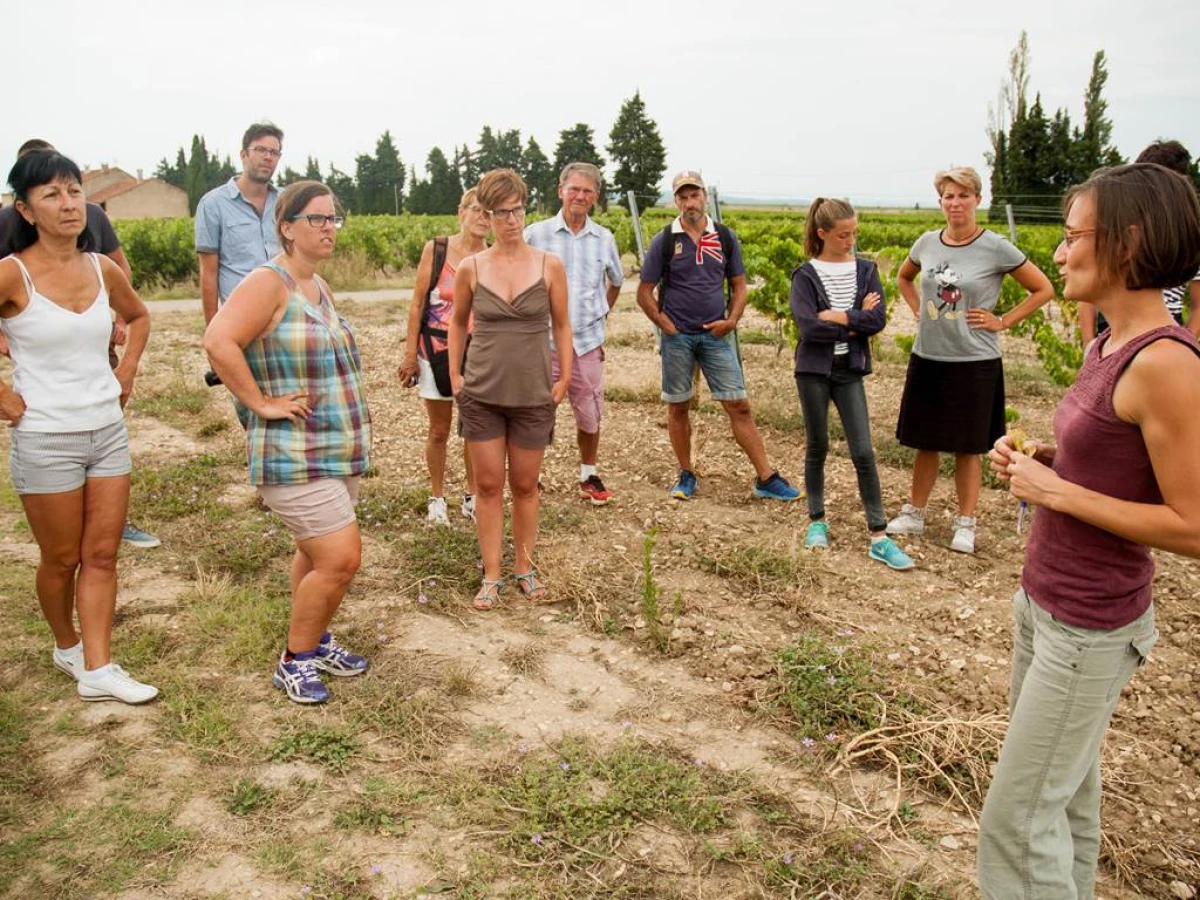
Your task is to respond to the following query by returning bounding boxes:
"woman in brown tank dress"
[448,169,572,610]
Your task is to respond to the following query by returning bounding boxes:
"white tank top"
[1,254,123,432]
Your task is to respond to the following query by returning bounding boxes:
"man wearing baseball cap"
[636,170,801,502]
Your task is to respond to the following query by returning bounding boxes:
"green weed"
[271,726,360,771]
[225,777,277,816]
[334,776,412,835]
[640,528,669,653]
[697,543,808,594]
[128,454,226,522]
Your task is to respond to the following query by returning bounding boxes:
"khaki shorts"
[456,391,555,450]
[256,476,361,541]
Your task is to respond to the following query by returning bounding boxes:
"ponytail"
[804,196,857,258]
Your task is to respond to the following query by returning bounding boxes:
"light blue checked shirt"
[525,211,623,356]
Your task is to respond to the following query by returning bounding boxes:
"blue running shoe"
[670,469,697,500]
[752,471,802,502]
[804,521,829,550]
[869,538,915,571]
[273,654,330,704]
[313,632,369,677]
[121,522,161,549]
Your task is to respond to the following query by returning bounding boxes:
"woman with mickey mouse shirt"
[887,167,1053,554]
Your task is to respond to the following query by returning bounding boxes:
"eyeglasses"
[488,206,526,221]
[463,204,485,215]
[248,146,282,159]
[565,186,597,197]
[1062,229,1095,249]
[289,214,345,229]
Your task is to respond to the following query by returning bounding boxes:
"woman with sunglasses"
[980,164,1200,897]
[448,169,571,610]
[397,188,488,525]
[205,181,371,705]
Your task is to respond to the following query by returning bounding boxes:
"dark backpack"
[419,237,453,396]
[656,222,737,311]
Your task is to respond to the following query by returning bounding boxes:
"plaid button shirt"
[244,263,371,485]
[525,211,623,356]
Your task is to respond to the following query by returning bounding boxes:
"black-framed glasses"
[488,206,526,221]
[1062,228,1095,249]
[248,146,282,159]
[289,214,345,229]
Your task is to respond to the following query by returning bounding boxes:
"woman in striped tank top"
[205,181,371,705]
[789,198,913,570]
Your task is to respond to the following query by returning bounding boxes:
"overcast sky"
[5,0,1197,206]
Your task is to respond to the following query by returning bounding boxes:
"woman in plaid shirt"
[205,181,371,705]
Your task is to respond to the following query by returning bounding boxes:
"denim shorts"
[257,476,361,541]
[660,331,745,403]
[9,420,131,495]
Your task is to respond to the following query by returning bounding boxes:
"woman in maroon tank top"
[978,165,1200,898]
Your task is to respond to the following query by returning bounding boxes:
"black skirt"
[895,353,1006,454]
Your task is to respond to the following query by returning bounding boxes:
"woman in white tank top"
[0,149,157,704]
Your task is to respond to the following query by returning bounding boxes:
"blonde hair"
[934,167,983,198]
[804,197,856,258]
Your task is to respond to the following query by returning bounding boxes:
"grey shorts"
[9,420,131,495]
[256,476,361,541]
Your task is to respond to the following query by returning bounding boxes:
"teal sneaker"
[804,521,829,550]
[670,469,697,500]
[121,522,161,549]
[869,538,915,571]
[752,471,802,502]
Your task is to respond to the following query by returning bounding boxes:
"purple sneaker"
[273,653,330,704]
[313,633,369,677]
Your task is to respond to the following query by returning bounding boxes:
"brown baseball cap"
[671,170,705,194]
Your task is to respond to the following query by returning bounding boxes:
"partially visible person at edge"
[886,166,1054,553]
[0,138,158,549]
[979,163,1200,899]
[0,149,157,704]
[397,188,487,525]
[204,181,371,705]
[1079,140,1200,344]
[524,162,623,506]
[447,169,571,611]
[635,170,801,503]
[790,198,913,571]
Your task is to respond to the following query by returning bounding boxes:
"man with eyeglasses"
[195,122,284,327]
[524,162,623,505]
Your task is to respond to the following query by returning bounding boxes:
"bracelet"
[999,313,1009,330]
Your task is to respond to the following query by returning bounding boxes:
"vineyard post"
[1005,204,1018,244]
[627,190,646,265]
[709,187,723,225]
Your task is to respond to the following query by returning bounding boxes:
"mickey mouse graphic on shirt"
[927,262,964,320]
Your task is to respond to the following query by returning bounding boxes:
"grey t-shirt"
[909,229,1026,362]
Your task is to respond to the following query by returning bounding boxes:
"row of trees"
[985,33,1125,220]
[155,92,666,217]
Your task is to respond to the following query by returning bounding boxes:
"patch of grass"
[539,500,583,533]
[129,376,211,426]
[270,725,360,771]
[501,642,545,678]
[158,672,245,760]
[196,417,230,438]
[604,384,660,404]
[0,475,21,513]
[606,331,655,350]
[771,633,919,743]
[401,524,482,605]
[1006,359,1055,398]
[334,776,412,835]
[188,576,289,669]
[754,404,805,433]
[128,454,226,522]
[356,484,431,531]
[443,662,481,697]
[192,508,295,581]
[0,690,44,829]
[697,543,808,595]
[225,777,277,816]
[344,678,456,762]
[890,875,957,899]
[738,327,781,346]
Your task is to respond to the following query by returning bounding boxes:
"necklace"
[943,227,982,246]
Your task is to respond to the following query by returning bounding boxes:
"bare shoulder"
[542,250,566,278]
[1117,335,1200,421]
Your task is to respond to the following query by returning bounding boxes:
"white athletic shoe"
[52,642,84,680]
[77,663,159,704]
[950,516,977,554]
[427,496,450,526]
[886,503,927,536]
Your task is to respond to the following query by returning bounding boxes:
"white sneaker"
[461,494,476,522]
[950,516,977,554]
[886,503,926,536]
[77,663,159,704]
[427,496,450,526]
[53,642,84,680]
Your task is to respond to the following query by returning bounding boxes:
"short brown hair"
[275,180,335,254]
[934,167,983,198]
[476,168,527,211]
[1064,163,1200,290]
[242,122,284,152]
[1135,140,1191,177]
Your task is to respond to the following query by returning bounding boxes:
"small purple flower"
[782,853,794,865]
[417,592,429,605]
[428,579,438,587]
[801,737,816,749]
[694,758,704,766]
[559,762,570,772]
[301,888,313,897]
[833,645,846,656]
[377,632,388,643]
[532,833,543,845]
[371,864,382,876]
[825,732,838,743]
[838,627,854,637]
[853,841,864,853]
[621,720,632,728]
[826,676,837,686]
[517,743,528,754]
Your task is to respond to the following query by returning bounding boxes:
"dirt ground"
[0,291,1197,900]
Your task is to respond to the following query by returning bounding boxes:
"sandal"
[512,570,549,603]
[473,578,504,611]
